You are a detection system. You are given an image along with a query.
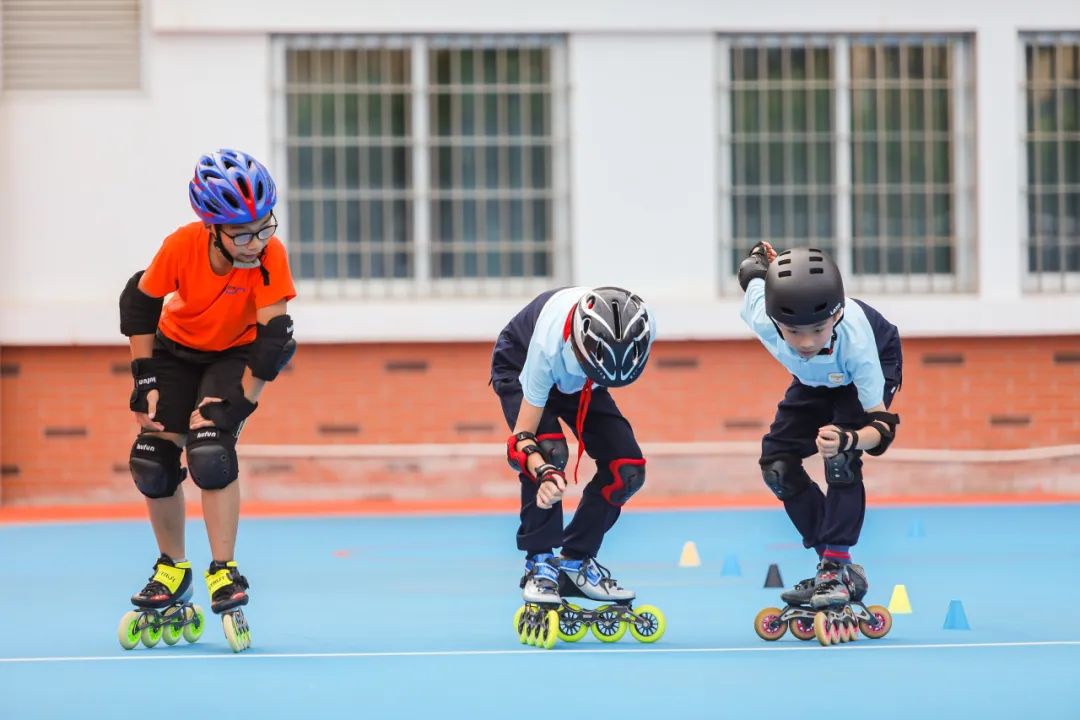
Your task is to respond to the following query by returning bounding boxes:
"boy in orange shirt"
[117,149,296,652]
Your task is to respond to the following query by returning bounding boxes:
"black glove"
[737,242,771,290]
[129,359,159,412]
[198,393,258,431]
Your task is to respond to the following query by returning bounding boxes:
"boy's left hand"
[816,425,844,458]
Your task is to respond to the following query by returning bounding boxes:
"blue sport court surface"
[1,504,1078,719]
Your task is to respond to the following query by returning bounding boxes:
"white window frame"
[271,34,570,299]
[717,33,977,295]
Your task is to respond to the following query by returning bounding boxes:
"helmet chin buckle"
[232,258,261,269]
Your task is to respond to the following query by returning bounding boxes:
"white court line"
[2,640,1079,664]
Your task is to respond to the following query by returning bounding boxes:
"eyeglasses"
[220,213,277,247]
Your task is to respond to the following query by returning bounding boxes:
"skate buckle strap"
[533,560,560,584]
[205,565,237,595]
[152,562,188,594]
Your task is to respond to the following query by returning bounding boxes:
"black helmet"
[569,287,653,387]
[765,247,845,326]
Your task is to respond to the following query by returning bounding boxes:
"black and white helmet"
[569,287,653,387]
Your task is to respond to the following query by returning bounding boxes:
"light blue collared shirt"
[740,278,886,410]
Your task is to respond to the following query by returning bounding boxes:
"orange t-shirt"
[140,222,297,351]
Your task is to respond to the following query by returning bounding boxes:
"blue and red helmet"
[188,149,277,225]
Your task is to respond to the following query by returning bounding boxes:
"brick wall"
[2,336,1079,505]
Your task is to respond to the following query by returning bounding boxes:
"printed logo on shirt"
[828,372,845,384]
[223,285,247,295]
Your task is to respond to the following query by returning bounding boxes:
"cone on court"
[887,584,912,614]
[721,554,741,577]
[763,563,784,588]
[943,600,970,630]
[907,519,925,538]
[678,541,701,567]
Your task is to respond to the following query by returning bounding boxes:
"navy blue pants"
[492,377,643,559]
[761,376,900,552]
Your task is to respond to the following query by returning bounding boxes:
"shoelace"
[140,580,169,598]
[574,558,620,592]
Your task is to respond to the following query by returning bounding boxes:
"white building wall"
[1,0,1078,345]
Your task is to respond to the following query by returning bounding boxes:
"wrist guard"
[129,359,159,413]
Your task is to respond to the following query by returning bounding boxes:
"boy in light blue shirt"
[490,287,656,609]
[738,243,902,612]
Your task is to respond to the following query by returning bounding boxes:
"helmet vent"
[236,176,251,199]
[809,255,823,262]
[778,258,792,265]
[611,302,623,339]
[809,267,824,274]
[778,270,792,277]
[222,191,241,210]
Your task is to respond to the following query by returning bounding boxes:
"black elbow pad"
[865,411,900,456]
[248,314,296,381]
[119,272,164,336]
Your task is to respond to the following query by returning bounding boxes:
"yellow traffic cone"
[888,584,912,614]
[678,541,701,567]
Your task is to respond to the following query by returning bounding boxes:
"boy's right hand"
[536,467,567,509]
[129,359,164,431]
[738,241,777,290]
[133,389,164,431]
[759,241,778,263]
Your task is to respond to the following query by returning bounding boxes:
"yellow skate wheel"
[628,604,666,643]
[514,606,529,644]
[789,616,816,641]
[590,605,628,643]
[859,604,892,639]
[117,611,142,650]
[183,605,205,644]
[537,609,559,650]
[557,603,589,643]
[222,611,249,653]
[813,611,833,646]
[754,607,787,641]
[141,617,163,648]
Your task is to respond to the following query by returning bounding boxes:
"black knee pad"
[760,454,813,500]
[824,450,863,487]
[602,458,646,506]
[186,428,238,490]
[129,435,186,499]
[537,433,569,471]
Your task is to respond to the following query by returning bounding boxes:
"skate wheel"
[858,604,892,639]
[789,616,816,641]
[753,607,787,641]
[557,603,589,643]
[162,608,184,646]
[590,605,627,643]
[140,616,163,648]
[813,611,833,646]
[628,604,666,643]
[537,609,559,650]
[837,619,852,643]
[183,605,205,644]
[222,611,251,652]
[117,611,143,650]
[514,606,531,644]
